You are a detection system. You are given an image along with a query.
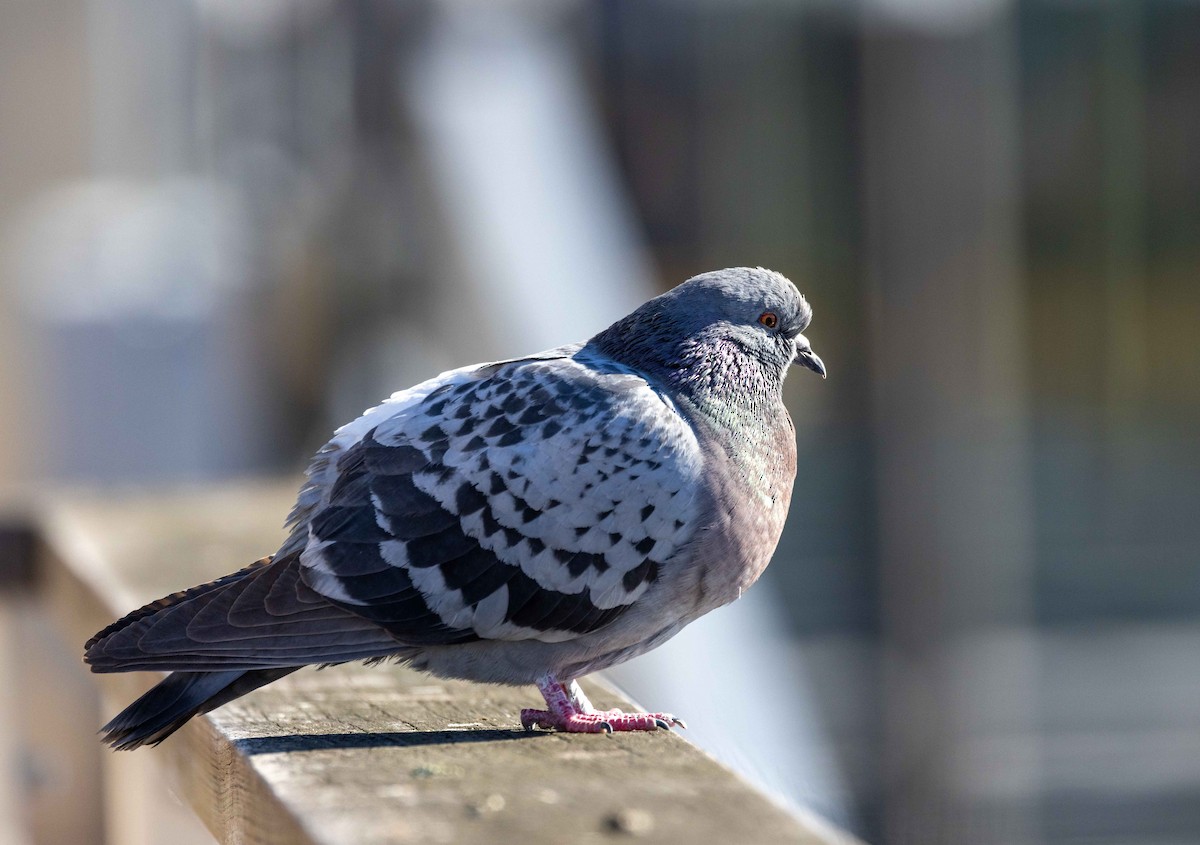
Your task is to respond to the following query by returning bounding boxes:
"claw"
[671,717,687,730]
[528,675,688,734]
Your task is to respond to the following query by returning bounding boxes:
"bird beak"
[793,335,826,379]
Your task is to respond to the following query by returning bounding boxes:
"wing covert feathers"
[298,351,704,645]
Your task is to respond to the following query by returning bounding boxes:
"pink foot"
[519,676,686,734]
[520,708,684,733]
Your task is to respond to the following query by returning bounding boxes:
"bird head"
[667,267,825,380]
[590,267,826,394]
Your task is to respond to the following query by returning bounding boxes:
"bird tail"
[100,667,298,750]
[85,550,409,749]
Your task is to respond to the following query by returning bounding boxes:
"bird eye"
[758,312,779,330]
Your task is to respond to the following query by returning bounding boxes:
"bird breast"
[685,404,797,613]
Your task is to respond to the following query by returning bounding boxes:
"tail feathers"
[100,668,298,750]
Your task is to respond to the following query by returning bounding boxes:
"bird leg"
[563,679,604,714]
[520,674,686,733]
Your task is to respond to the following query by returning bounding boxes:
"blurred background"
[1,0,1198,843]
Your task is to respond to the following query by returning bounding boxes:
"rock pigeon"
[85,267,825,748]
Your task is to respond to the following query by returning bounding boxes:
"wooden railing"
[0,483,858,845]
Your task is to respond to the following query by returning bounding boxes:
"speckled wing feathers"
[299,351,704,646]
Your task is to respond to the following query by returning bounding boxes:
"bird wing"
[297,348,706,645]
[85,349,706,674]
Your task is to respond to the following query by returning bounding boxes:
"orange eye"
[758,311,779,330]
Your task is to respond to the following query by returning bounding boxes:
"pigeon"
[85,267,825,748]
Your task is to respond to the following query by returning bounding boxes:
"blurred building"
[1,1,1198,843]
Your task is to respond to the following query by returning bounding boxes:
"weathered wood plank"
[31,483,856,845]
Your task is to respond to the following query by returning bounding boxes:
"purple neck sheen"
[586,307,785,428]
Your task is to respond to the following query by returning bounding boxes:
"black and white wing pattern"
[293,348,706,646]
